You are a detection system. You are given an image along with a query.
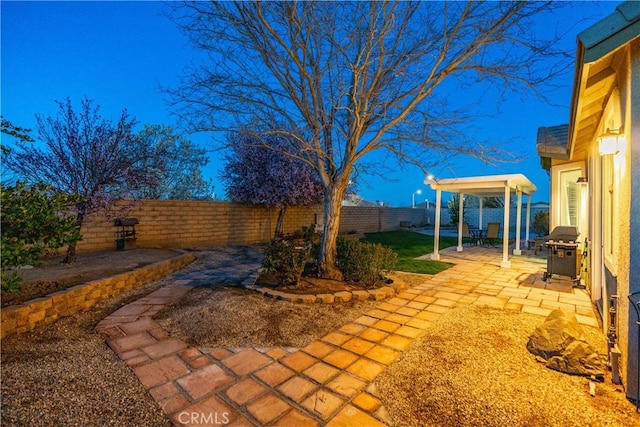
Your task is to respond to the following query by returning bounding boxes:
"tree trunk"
[62,212,84,264]
[274,206,286,240]
[318,184,347,280]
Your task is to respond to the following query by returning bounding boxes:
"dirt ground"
[2,248,181,307]
[155,286,379,348]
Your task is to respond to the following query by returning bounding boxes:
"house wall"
[598,41,638,402]
[75,200,427,253]
[581,40,638,401]
[619,37,640,403]
[545,37,639,402]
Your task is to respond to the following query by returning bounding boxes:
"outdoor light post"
[412,189,422,208]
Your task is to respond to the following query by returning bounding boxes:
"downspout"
[513,189,523,256]
[525,194,531,245]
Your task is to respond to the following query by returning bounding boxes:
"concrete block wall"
[76,200,427,252]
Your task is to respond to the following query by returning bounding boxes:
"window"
[558,168,581,227]
[551,162,587,243]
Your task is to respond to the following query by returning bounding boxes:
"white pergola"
[426,173,537,268]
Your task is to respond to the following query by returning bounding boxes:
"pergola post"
[479,197,484,230]
[431,189,442,260]
[525,195,531,245]
[513,190,523,256]
[457,192,464,252]
[501,186,511,268]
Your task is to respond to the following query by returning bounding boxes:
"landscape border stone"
[243,274,407,305]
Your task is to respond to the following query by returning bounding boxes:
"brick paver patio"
[96,245,599,426]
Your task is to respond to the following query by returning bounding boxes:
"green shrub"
[531,211,549,237]
[336,236,397,288]
[262,239,310,286]
[1,181,83,291]
[262,224,322,287]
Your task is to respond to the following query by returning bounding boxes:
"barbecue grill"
[542,226,581,286]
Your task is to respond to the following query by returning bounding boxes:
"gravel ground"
[1,277,174,427]
[375,305,639,427]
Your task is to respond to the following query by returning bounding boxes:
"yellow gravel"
[375,305,638,427]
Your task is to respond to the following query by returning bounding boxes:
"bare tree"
[167,1,567,279]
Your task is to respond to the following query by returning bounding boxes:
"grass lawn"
[361,230,456,275]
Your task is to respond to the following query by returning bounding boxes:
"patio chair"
[461,223,474,246]
[485,222,500,246]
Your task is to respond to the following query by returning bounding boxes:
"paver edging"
[0,251,196,339]
[243,274,408,305]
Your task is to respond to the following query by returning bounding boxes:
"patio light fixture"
[598,128,623,156]
[576,176,588,185]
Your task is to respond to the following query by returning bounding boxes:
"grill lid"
[547,226,579,242]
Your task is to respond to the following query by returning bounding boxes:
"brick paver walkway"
[96,245,598,426]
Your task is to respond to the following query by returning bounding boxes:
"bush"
[531,211,549,237]
[262,224,319,287]
[1,181,83,291]
[262,239,311,286]
[336,236,397,288]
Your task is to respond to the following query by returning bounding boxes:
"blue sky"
[1,1,618,206]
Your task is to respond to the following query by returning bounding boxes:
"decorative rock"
[546,341,604,377]
[527,307,584,359]
[527,308,604,377]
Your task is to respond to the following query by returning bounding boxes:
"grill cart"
[114,217,139,250]
[542,226,582,287]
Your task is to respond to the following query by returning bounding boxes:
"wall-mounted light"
[576,176,588,185]
[598,128,623,155]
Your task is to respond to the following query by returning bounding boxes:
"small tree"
[220,129,324,238]
[531,211,549,237]
[3,98,167,262]
[132,124,214,200]
[0,182,83,291]
[448,194,467,226]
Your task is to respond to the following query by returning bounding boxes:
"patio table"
[470,228,484,246]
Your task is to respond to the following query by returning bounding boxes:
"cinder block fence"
[76,200,427,252]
